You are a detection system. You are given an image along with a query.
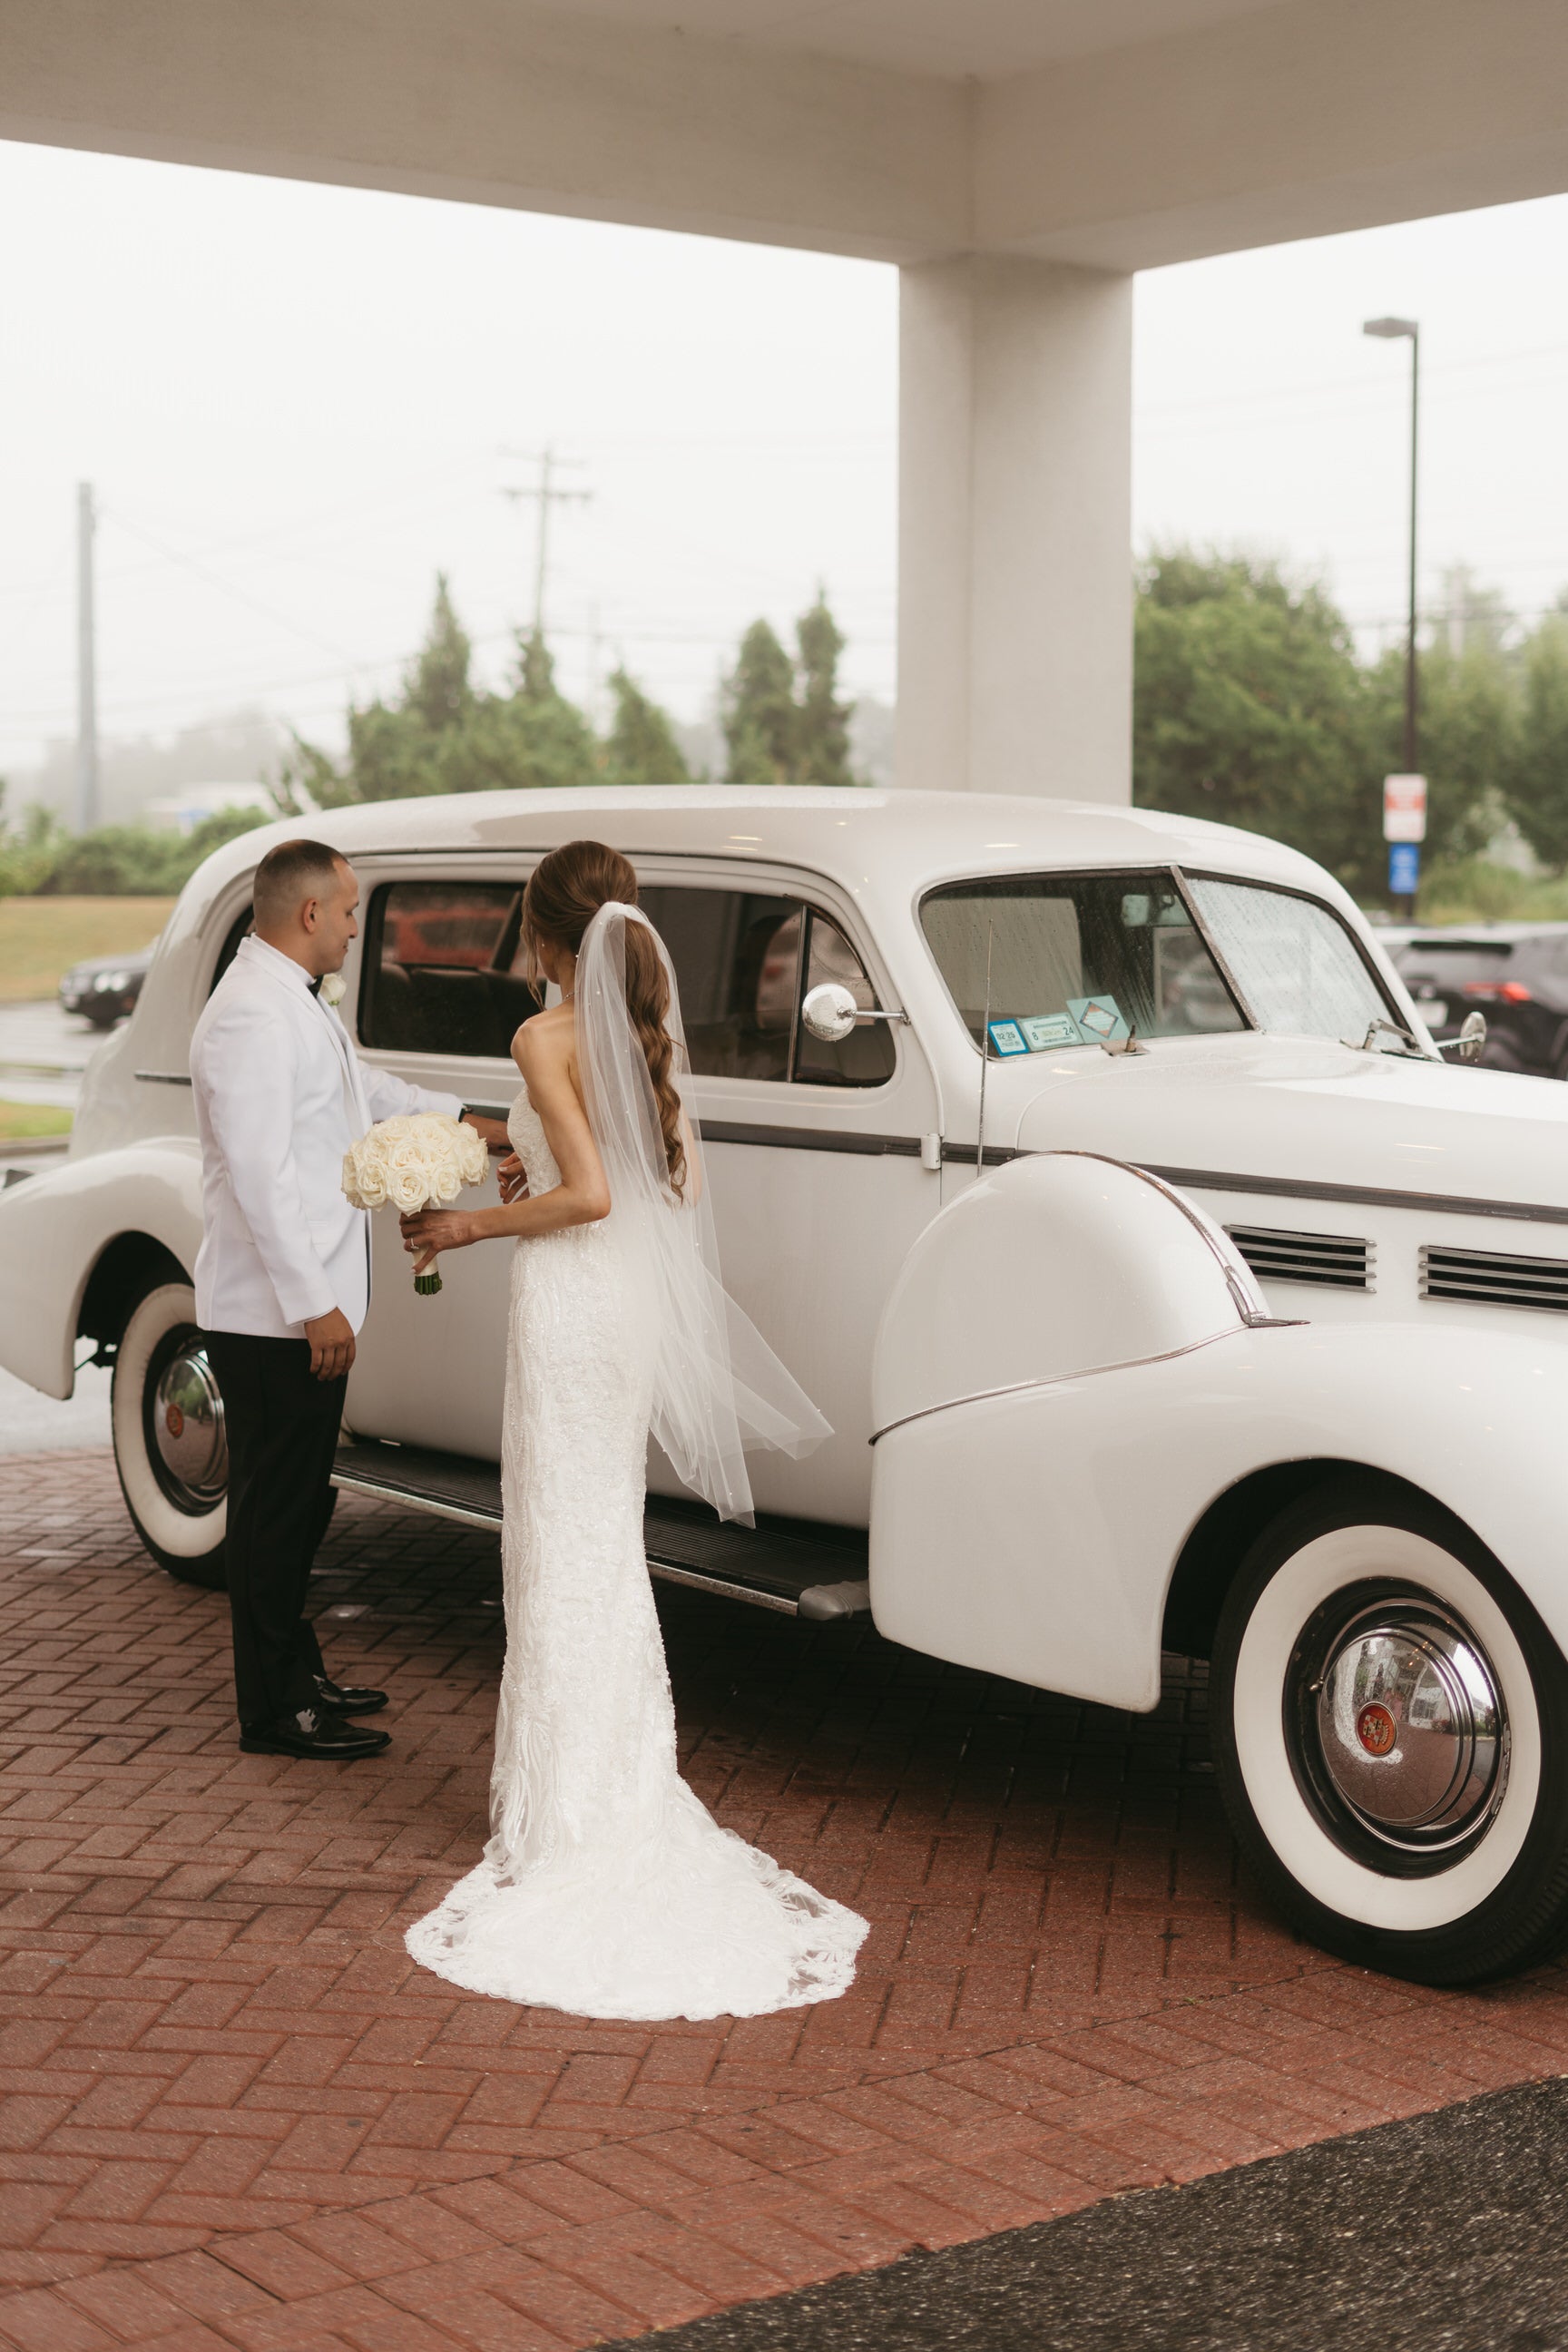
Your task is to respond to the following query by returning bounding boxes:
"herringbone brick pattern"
[2,1449,1567,2352]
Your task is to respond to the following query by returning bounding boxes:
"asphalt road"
[0,996,106,1109]
[614,2076,1568,2352]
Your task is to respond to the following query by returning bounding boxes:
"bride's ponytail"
[521,840,687,1197]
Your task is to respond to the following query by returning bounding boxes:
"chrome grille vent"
[1420,1244,1568,1313]
[1225,1224,1373,1291]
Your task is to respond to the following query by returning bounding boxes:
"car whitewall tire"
[111,1280,229,1592]
[1212,1480,1568,1985]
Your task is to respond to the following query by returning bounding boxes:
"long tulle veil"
[573,899,829,1524]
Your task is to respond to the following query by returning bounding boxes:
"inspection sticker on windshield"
[1068,995,1130,1044]
[986,1020,1031,1057]
[1020,1013,1083,1051]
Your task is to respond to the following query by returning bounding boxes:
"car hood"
[1011,1033,1568,1214]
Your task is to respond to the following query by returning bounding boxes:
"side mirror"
[801,981,859,1044]
[1455,1008,1486,1063]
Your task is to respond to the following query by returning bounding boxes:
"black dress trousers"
[205,1330,346,1728]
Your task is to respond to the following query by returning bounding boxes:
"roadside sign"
[1388,841,1420,897]
[1384,773,1427,842]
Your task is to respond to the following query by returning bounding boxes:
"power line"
[102,506,363,666]
[500,447,593,637]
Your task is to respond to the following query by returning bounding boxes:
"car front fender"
[869,1318,1568,1713]
[0,1141,203,1397]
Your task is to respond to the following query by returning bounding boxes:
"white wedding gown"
[406,1089,868,2021]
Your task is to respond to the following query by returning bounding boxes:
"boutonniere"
[320,972,347,1008]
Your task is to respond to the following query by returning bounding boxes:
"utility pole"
[502,446,592,642]
[1363,316,1421,911]
[75,481,99,833]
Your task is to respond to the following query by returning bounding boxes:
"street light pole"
[1363,315,1421,907]
[1401,327,1419,773]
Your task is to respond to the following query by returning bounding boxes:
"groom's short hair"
[253,838,347,928]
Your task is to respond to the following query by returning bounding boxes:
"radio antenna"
[975,919,994,1179]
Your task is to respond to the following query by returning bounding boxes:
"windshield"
[1184,877,1397,1043]
[919,873,1244,1055]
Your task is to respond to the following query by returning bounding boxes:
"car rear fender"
[0,1142,202,1397]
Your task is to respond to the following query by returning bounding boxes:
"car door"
[343,867,535,1462]
[634,863,944,1525]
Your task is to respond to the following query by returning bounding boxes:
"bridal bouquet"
[342,1112,488,1297]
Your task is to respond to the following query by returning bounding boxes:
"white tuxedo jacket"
[189,935,463,1339]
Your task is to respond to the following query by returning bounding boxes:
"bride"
[397,839,868,2021]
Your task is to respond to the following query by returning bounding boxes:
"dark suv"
[1393,924,1568,1078]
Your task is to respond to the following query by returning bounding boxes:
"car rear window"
[1396,941,1515,988]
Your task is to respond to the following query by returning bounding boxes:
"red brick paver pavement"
[3,1449,1568,2352]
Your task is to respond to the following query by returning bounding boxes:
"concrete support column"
[896,255,1133,802]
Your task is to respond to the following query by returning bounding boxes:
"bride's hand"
[400,1208,475,1274]
[497,1152,530,1206]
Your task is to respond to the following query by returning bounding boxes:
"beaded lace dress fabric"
[404,1089,868,2021]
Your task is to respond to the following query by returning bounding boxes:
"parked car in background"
[1393,925,1568,1077]
[6,784,1568,1990]
[58,945,155,1029]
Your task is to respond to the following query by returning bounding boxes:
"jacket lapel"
[320,1001,370,1135]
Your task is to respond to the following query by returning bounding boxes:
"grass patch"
[1416,859,1568,927]
[0,1102,73,1141]
[0,896,175,1004]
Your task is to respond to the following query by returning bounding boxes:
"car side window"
[635,886,893,1087]
[794,910,897,1087]
[359,881,540,1058]
[208,905,254,996]
[637,887,806,1081]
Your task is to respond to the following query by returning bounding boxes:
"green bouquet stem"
[414,1268,443,1298]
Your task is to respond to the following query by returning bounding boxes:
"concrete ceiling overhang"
[4,0,1568,270]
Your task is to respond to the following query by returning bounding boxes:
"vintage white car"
[5,784,1568,1991]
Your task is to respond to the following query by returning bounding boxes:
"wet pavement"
[614,2075,1568,2351]
[2,1451,1568,2349]
[0,1001,104,1112]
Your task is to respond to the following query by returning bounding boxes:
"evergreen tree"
[407,574,475,733]
[602,667,691,785]
[795,592,854,788]
[722,621,798,784]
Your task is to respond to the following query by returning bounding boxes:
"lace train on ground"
[405,1087,867,2021]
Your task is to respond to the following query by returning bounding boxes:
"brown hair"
[521,840,686,1197]
[253,838,346,928]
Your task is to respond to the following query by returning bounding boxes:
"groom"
[191,838,508,1760]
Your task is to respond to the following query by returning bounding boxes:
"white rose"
[320,972,347,1007]
[352,1161,389,1210]
[387,1166,429,1214]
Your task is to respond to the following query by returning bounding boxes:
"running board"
[330,1437,870,1621]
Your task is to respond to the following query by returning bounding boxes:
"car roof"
[1398,923,1567,949]
[184,786,1364,926]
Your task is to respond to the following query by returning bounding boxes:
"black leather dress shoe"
[312,1673,389,1717]
[240,1705,390,1759]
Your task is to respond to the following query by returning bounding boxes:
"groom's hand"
[304,1308,356,1382]
[460,1112,511,1154]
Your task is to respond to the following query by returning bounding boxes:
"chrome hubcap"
[1309,1598,1504,1856]
[151,1341,228,1507]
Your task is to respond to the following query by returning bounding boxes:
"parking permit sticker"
[985,1020,1030,1057]
[1020,1012,1083,1051]
[1067,995,1130,1044]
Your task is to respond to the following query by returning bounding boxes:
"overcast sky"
[5,136,1568,781]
